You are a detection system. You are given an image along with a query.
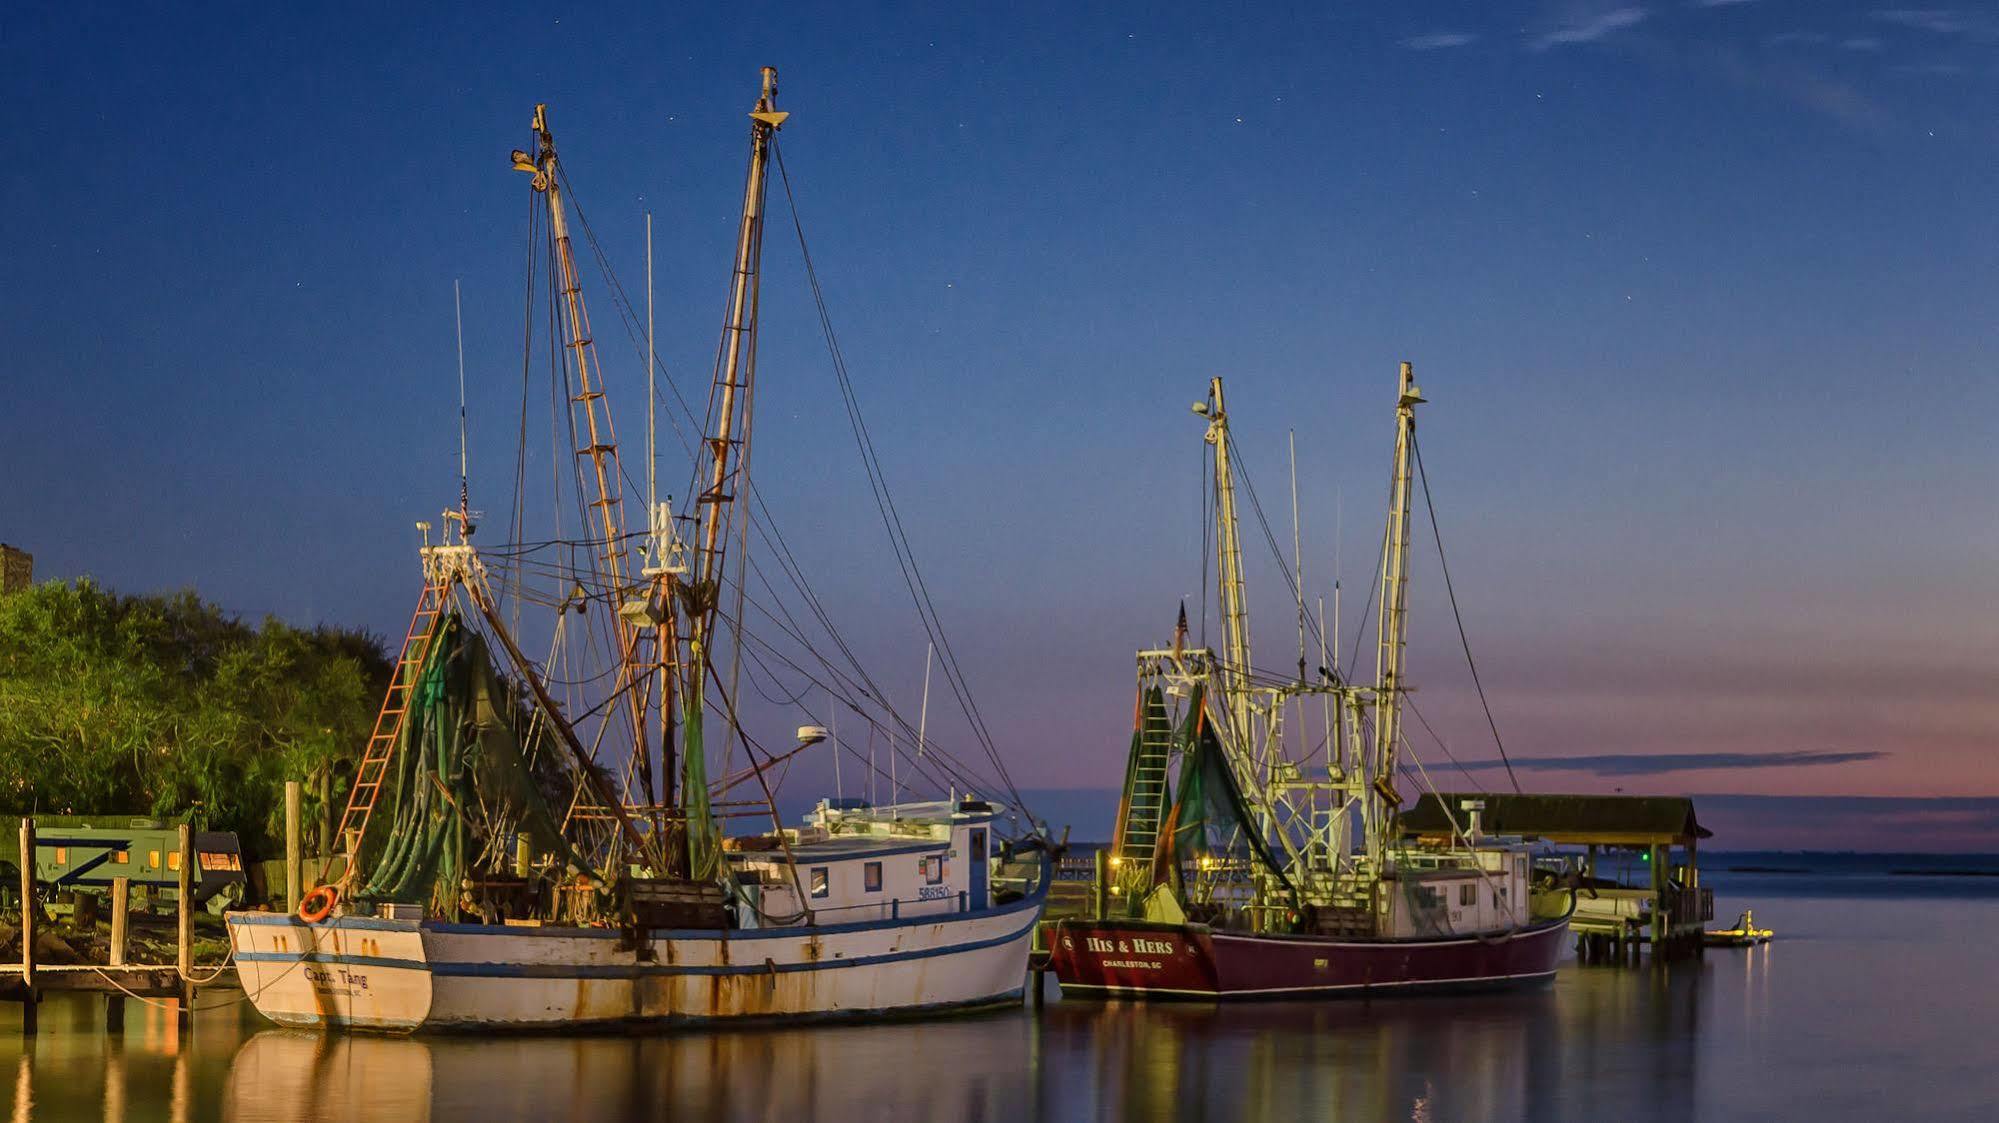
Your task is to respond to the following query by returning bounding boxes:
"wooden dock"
[7,818,231,1033]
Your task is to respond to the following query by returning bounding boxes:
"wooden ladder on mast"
[324,577,450,889]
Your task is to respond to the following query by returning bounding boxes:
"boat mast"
[512,106,653,811]
[1370,361,1424,863]
[665,67,785,878]
[1198,378,1255,750]
[691,68,784,645]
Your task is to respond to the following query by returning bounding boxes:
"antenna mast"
[1289,429,1306,687]
[454,279,473,535]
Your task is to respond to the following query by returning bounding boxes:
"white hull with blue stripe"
[226,871,1046,1032]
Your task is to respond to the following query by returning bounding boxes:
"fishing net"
[1155,683,1295,907]
[356,613,579,911]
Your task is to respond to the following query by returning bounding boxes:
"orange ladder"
[323,578,450,890]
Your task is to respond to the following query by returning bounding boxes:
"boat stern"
[226,912,433,1032]
[1046,919,1220,998]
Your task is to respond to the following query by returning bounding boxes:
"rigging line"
[719,598,1003,796]
[557,173,698,524]
[510,189,538,548]
[1199,438,1211,648]
[510,191,544,640]
[729,514,1010,796]
[1411,433,1520,795]
[740,648,813,708]
[736,504,952,779]
[718,588,1003,796]
[719,215,765,788]
[1345,511,1388,679]
[1402,695,1483,788]
[711,623,967,799]
[771,142,1023,809]
[739,481,913,721]
[1226,441,1326,654]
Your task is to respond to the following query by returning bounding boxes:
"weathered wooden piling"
[176,824,194,1022]
[19,818,37,1035]
[105,875,130,1033]
[285,779,303,913]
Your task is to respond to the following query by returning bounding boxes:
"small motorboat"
[1703,909,1774,947]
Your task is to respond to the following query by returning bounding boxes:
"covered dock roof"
[1397,793,1713,848]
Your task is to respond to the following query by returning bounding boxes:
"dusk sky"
[5,2,1997,848]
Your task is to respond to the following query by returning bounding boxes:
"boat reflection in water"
[0,958,1733,1123]
[218,1013,1041,1123]
[211,964,1715,1123]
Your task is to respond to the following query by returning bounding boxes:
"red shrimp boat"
[1049,369,1571,1001]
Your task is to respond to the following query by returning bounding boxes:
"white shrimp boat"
[230,799,1048,1030]
[227,68,1050,1032]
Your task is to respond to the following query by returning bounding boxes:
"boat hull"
[1048,915,1569,1000]
[227,883,1046,1033]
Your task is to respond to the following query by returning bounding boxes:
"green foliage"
[0,579,390,858]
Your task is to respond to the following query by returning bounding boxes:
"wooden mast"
[691,66,785,643]
[1199,377,1255,752]
[511,107,653,823]
[668,66,786,879]
[1369,361,1424,866]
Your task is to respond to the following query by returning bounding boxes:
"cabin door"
[968,828,987,909]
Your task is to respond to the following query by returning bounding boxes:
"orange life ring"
[298,885,339,923]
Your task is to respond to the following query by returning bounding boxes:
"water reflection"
[1031,990,1575,1121]
[219,1015,1040,1123]
[7,893,1986,1121]
[204,970,1712,1123]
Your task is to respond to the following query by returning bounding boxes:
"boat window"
[113,850,129,865]
[1459,884,1476,906]
[52,847,67,864]
[809,867,829,898]
[925,857,945,885]
[864,862,882,892]
[167,852,182,872]
[969,829,986,860]
[147,850,161,870]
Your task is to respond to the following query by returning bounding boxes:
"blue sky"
[4,2,1997,846]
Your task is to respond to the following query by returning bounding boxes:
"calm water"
[3,870,1994,1121]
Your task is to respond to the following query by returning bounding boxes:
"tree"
[0,579,390,857]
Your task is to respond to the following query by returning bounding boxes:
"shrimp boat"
[227,69,1049,1032]
[1049,369,1570,1000]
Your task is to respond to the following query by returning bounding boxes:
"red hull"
[1049,917,1569,999]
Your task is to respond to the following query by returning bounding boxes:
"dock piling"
[18,818,36,1035]
[107,876,129,1034]
[285,780,303,913]
[176,824,193,1023]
